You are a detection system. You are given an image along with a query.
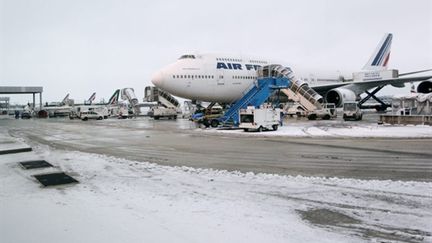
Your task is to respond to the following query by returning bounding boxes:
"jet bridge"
[219,65,323,126]
[121,88,140,115]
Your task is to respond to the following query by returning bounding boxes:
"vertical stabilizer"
[87,92,96,104]
[108,89,120,105]
[363,33,393,71]
[61,94,70,104]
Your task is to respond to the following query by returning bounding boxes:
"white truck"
[343,102,363,121]
[73,105,109,119]
[239,106,281,132]
[80,111,104,121]
[306,103,337,120]
[148,106,178,120]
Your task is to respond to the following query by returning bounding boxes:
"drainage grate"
[0,147,32,155]
[20,160,53,169]
[34,172,79,187]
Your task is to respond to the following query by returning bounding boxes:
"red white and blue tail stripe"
[88,92,96,104]
[363,33,392,70]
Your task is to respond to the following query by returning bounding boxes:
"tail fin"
[88,92,96,104]
[61,94,70,104]
[108,89,120,105]
[363,33,393,70]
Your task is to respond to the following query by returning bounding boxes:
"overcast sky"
[1,0,431,104]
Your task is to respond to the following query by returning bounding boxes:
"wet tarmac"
[2,116,432,181]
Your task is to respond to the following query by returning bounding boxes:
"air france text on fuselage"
[216,62,261,71]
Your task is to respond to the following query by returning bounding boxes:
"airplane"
[40,93,73,117]
[70,89,123,118]
[42,93,71,107]
[34,90,122,119]
[151,33,432,110]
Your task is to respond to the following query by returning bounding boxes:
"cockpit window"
[179,54,196,60]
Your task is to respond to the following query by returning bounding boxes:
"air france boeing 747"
[151,33,432,107]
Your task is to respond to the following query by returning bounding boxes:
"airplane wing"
[311,75,432,96]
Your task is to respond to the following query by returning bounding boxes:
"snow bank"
[203,123,432,138]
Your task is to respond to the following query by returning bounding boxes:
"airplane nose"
[151,70,164,87]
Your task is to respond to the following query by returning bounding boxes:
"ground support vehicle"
[80,111,104,121]
[148,106,178,120]
[239,107,281,132]
[307,103,337,120]
[343,102,363,121]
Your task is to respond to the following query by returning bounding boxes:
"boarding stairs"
[219,68,291,125]
[282,89,320,111]
[276,66,323,112]
[121,88,141,115]
[144,86,180,109]
[220,65,324,126]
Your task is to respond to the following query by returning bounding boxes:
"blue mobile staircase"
[219,77,291,126]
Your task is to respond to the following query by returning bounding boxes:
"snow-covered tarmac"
[205,121,432,138]
[1,133,431,243]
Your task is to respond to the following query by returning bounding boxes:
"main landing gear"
[358,85,390,112]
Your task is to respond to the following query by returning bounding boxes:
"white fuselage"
[151,53,345,103]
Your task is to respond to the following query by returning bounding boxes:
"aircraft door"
[217,70,225,86]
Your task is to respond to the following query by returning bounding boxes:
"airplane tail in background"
[88,92,96,104]
[61,94,70,104]
[363,33,393,71]
[108,89,120,105]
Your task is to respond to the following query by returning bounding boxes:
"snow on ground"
[1,134,431,243]
[203,121,432,138]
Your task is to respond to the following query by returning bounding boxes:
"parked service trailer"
[379,115,432,125]
[239,107,281,132]
[148,106,178,120]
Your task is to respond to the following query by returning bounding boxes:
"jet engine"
[417,81,432,93]
[325,88,357,107]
